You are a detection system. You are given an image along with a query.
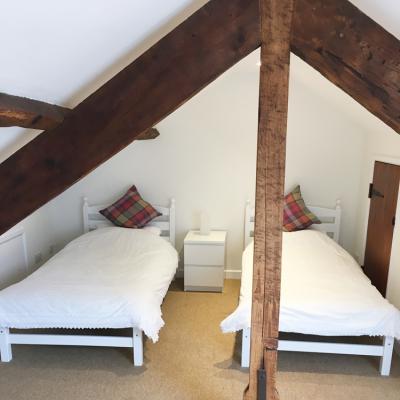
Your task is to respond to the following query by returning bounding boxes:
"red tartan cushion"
[283,186,321,232]
[100,186,161,229]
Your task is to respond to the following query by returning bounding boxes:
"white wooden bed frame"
[241,200,395,376]
[0,197,176,367]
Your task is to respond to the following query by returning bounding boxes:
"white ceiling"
[0,0,209,105]
[0,0,399,161]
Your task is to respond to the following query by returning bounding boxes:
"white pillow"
[142,226,162,236]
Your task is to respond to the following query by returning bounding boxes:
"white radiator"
[0,229,28,290]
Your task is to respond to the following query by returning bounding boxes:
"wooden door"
[364,161,400,296]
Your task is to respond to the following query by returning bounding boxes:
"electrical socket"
[34,253,43,265]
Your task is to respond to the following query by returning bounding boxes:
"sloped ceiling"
[0,0,398,160]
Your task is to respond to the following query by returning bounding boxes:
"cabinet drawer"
[184,244,225,266]
[184,265,224,291]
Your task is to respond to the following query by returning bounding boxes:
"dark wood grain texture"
[0,0,260,235]
[0,92,69,131]
[136,128,160,140]
[364,161,400,296]
[243,1,293,399]
[292,0,400,133]
[0,92,159,141]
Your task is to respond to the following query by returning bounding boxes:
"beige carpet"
[0,279,399,400]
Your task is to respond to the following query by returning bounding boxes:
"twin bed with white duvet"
[221,202,400,375]
[0,198,177,366]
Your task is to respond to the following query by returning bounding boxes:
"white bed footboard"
[240,328,394,376]
[0,327,144,366]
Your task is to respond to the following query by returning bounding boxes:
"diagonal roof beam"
[0,0,400,235]
[292,0,400,133]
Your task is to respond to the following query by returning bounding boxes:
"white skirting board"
[176,267,241,279]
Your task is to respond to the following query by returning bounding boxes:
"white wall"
[0,208,53,274]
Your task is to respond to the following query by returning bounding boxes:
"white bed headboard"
[83,197,176,247]
[244,200,341,248]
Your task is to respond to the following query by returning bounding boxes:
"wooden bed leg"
[0,328,12,362]
[132,328,143,366]
[242,328,251,368]
[380,336,394,376]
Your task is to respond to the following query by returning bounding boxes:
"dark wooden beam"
[0,92,159,140]
[136,128,160,140]
[0,92,69,131]
[291,0,400,133]
[244,1,293,399]
[0,0,259,235]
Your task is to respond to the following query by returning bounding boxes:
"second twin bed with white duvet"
[221,202,400,375]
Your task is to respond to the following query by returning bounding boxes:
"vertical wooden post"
[244,1,293,399]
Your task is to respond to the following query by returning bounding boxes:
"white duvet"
[0,227,178,342]
[221,230,400,339]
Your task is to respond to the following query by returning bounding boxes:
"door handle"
[368,183,384,199]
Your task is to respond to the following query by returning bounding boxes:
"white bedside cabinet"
[184,230,227,292]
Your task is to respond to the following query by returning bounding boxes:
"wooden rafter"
[0,92,69,131]
[136,128,160,140]
[244,0,293,399]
